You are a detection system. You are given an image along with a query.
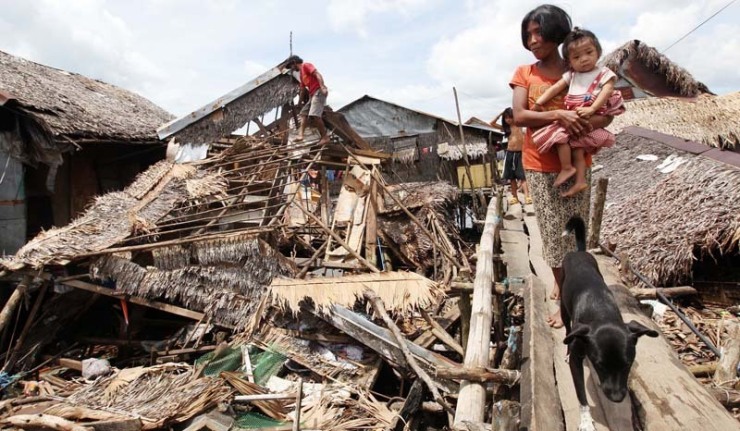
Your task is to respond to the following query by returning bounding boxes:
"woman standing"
[509,4,613,327]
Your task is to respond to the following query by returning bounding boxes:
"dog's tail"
[562,216,587,252]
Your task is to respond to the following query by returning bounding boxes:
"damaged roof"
[0,50,173,143]
[602,40,712,99]
[157,62,298,145]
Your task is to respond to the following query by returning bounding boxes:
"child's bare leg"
[562,148,589,197]
[553,143,576,187]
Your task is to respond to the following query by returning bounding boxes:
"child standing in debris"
[285,55,330,145]
[532,28,625,197]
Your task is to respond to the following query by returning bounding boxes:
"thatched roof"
[602,40,711,98]
[595,132,740,286]
[608,92,740,149]
[0,50,173,143]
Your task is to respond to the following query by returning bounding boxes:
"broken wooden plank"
[714,322,740,386]
[519,276,563,431]
[390,380,423,431]
[323,305,458,392]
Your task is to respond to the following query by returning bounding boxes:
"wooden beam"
[587,177,609,249]
[519,276,564,431]
[0,275,32,336]
[629,286,697,300]
[454,196,500,427]
[435,366,519,384]
[23,274,208,323]
[714,322,740,387]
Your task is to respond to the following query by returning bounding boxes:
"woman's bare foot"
[318,136,330,145]
[553,166,576,187]
[561,181,588,197]
[294,135,304,142]
[547,309,564,328]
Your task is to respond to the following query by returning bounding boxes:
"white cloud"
[0,0,166,104]
[243,60,268,79]
[421,0,740,121]
[327,0,432,37]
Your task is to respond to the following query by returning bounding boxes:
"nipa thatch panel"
[0,161,189,270]
[607,92,740,149]
[602,157,740,286]
[270,271,443,315]
[59,363,232,429]
[92,237,296,329]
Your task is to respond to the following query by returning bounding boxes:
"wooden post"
[587,177,608,249]
[292,378,303,431]
[0,275,32,336]
[3,282,49,372]
[452,88,486,212]
[365,167,378,267]
[714,322,740,386]
[320,165,329,227]
[453,196,500,427]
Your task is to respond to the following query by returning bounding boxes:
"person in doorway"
[285,55,330,145]
[509,4,614,328]
[500,107,531,206]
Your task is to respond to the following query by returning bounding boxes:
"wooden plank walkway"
[501,190,740,430]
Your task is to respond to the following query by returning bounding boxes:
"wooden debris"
[454,196,500,427]
[714,322,740,387]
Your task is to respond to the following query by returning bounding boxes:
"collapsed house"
[338,95,502,189]
[0,57,520,431]
[597,91,740,292]
[0,50,173,254]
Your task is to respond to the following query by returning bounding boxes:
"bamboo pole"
[293,203,378,273]
[454,195,500,427]
[587,177,608,249]
[293,378,303,431]
[453,87,486,212]
[3,283,49,371]
[297,241,329,279]
[0,275,32,338]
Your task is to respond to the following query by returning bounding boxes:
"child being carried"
[533,27,625,197]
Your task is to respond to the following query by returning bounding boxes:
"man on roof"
[285,55,330,145]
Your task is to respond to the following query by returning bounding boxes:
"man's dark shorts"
[502,150,526,181]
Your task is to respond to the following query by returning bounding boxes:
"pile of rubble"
[0,126,523,430]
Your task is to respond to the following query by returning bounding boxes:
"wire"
[663,0,738,52]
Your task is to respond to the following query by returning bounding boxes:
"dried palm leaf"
[269,271,444,315]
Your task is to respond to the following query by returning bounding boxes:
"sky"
[1,0,738,125]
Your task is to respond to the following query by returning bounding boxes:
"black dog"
[560,216,658,431]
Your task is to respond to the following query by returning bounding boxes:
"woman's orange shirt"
[510,64,592,173]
